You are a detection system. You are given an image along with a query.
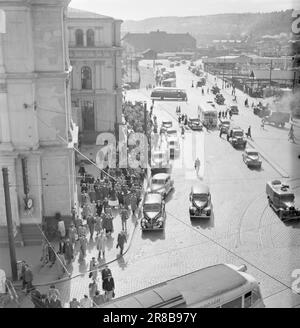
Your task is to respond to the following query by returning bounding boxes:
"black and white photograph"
[0,0,300,312]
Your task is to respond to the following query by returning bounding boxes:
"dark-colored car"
[229,105,239,115]
[189,184,212,219]
[227,127,247,149]
[266,180,300,221]
[188,118,203,131]
[211,85,220,95]
[215,94,225,105]
[141,192,166,231]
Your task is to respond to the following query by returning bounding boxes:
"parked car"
[189,184,212,219]
[166,128,180,154]
[150,173,174,198]
[227,127,247,149]
[218,119,231,133]
[242,149,262,169]
[141,192,166,231]
[266,180,300,221]
[229,105,239,115]
[188,118,203,131]
[151,150,170,174]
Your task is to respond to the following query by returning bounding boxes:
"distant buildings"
[67,8,123,144]
[122,30,196,54]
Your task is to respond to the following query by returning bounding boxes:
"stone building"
[67,8,123,144]
[0,0,77,245]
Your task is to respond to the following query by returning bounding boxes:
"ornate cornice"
[69,47,123,59]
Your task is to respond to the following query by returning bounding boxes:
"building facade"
[0,0,77,245]
[67,8,123,144]
[122,30,196,54]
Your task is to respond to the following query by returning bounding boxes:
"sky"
[69,0,298,20]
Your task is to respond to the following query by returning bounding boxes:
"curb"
[13,171,152,289]
[247,139,290,178]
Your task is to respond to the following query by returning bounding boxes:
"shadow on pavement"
[141,229,166,241]
[190,210,215,230]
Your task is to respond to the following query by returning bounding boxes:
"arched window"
[81,66,92,89]
[87,29,95,47]
[75,29,84,46]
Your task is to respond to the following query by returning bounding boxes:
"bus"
[101,263,265,308]
[200,103,218,128]
[151,87,187,101]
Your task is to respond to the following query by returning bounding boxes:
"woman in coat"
[94,215,102,236]
[102,274,115,302]
[79,235,87,261]
[96,230,107,259]
[102,209,114,236]
[63,238,73,265]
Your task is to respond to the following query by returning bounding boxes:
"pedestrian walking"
[202,88,204,95]
[89,257,98,281]
[288,124,295,143]
[130,192,138,217]
[23,264,33,294]
[229,110,232,120]
[69,297,80,308]
[207,87,209,94]
[181,125,185,138]
[97,230,107,260]
[101,265,112,282]
[95,215,102,236]
[80,295,92,308]
[246,126,252,139]
[194,158,200,176]
[56,251,66,279]
[57,218,66,240]
[87,215,95,239]
[102,274,115,302]
[102,209,114,236]
[63,238,74,265]
[261,119,265,129]
[79,235,87,261]
[88,279,98,299]
[120,205,129,231]
[116,230,127,256]
[68,223,77,248]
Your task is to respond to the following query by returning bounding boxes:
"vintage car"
[229,105,239,115]
[266,180,300,221]
[150,173,174,198]
[166,129,180,154]
[189,184,212,219]
[242,148,262,168]
[151,150,170,174]
[211,85,220,95]
[218,119,230,132]
[215,93,225,105]
[227,127,247,149]
[141,192,166,231]
[162,121,173,129]
[188,118,203,131]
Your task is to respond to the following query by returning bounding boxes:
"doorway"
[81,100,95,131]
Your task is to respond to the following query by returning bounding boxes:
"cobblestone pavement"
[10,61,300,308]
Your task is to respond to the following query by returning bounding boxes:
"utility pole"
[2,168,18,281]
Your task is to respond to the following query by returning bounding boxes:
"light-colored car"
[166,129,180,154]
[162,121,173,129]
[151,150,170,170]
[141,192,166,231]
[150,173,174,198]
[242,148,262,168]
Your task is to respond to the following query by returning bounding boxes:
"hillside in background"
[121,10,294,45]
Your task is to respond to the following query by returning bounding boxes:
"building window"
[75,29,84,46]
[81,66,92,89]
[87,29,95,47]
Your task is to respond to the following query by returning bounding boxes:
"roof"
[144,192,163,204]
[245,148,258,153]
[191,184,209,194]
[67,7,114,20]
[267,180,293,195]
[170,264,247,306]
[152,173,170,180]
[251,70,296,80]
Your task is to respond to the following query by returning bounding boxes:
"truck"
[266,180,300,221]
[200,106,218,128]
[262,111,290,128]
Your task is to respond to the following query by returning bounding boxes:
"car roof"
[144,192,163,204]
[191,184,210,194]
[267,180,294,196]
[245,148,258,153]
[152,173,170,180]
[189,117,200,121]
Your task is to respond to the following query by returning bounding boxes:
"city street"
[106,60,300,308]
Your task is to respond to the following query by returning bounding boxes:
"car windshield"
[222,121,230,125]
[144,203,161,212]
[153,153,164,160]
[231,106,238,110]
[233,131,243,137]
[152,179,165,185]
[280,194,295,202]
[193,194,208,201]
[167,130,177,135]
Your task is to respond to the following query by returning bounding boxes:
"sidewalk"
[0,160,150,308]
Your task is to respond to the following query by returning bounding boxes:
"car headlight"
[190,206,196,211]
